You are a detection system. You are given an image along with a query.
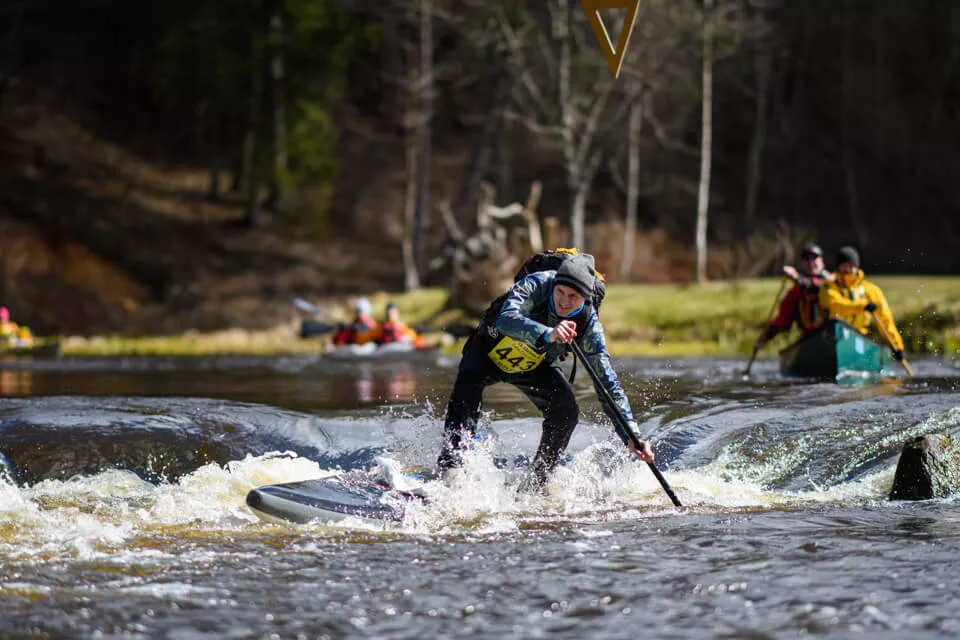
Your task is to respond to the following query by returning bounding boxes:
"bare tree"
[620,96,643,280]
[743,41,771,224]
[695,0,714,283]
[265,0,288,212]
[400,0,434,291]
[498,0,622,249]
[412,0,433,284]
[452,72,514,226]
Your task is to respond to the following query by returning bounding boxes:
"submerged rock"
[889,434,960,500]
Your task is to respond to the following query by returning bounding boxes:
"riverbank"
[50,276,959,359]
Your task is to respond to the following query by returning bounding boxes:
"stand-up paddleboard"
[246,475,424,525]
[246,455,534,526]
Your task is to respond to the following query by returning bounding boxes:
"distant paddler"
[376,302,425,348]
[745,244,833,374]
[819,246,910,373]
[329,297,380,347]
[0,306,34,349]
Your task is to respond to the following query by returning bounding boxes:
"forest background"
[1,0,958,339]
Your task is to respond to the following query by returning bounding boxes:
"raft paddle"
[292,297,322,315]
[742,276,790,379]
[568,340,682,507]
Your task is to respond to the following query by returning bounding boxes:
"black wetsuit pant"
[436,334,579,488]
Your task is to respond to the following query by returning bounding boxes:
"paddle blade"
[901,359,914,377]
[292,297,320,315]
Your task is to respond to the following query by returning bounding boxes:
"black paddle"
[568,340,683,507]
[742,276,790,379]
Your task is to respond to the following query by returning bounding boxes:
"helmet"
[354,297,372,315]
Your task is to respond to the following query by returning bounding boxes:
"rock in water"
[889,434,960,500]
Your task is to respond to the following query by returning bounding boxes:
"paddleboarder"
[435,252,655,491]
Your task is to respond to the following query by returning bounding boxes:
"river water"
[1,352,959,638]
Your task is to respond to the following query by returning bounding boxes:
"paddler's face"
[800,252,824,276]
[837,263,858,285]
[553,284,586,317]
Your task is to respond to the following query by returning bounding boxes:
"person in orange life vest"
[753,243,834,352]
[0,306,13,338]
[819,246,906,362]
[331,297,381,346]
[0,306,33,348]
[377,302,424,347]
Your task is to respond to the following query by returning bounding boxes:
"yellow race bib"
[488,336,545,374]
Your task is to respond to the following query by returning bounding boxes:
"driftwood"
[433,181,543,315]
[889,434,960,500]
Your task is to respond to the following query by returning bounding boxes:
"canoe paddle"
[568,340,683,507]
[871,311,914,377]
[742,276,790,379]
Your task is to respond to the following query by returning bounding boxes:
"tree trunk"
[571,181,590,250]
[242,47,264,228]
[744,44,771,225]
[205,0,222,202]
[265,3,288,212]
[402,126,420,290]
[410,0,433,288]
[556,0,583,249]
[453,72,512,225]
[620,98,643,281]
[0,0,26,109]
[695,0,714,284]
[494,125,513,205]
[841,0,866,249]
[208,115,222,202]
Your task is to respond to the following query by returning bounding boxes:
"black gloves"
[864,302,878,313]
[892,349,905,362]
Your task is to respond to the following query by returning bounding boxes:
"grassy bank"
[58,276,960,358]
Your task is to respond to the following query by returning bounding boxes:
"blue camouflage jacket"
[493,271,640,444]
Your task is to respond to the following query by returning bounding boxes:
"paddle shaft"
[568,340,682,507]
[743,277,790,376]
[871,309,913,376]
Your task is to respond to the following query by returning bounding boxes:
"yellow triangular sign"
[578,0,641,79]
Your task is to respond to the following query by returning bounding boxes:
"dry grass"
[58,276,960,357]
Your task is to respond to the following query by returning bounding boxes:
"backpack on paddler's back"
[513,248,606,313]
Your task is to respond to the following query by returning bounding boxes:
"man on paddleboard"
[435,252,655,491]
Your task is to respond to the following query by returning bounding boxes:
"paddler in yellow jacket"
[819,246,906,363]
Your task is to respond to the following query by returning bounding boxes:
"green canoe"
[778,319,892,381]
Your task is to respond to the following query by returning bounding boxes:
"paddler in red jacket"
[377,302,424,347]
[753,243,834,352]
[331,297,381,346]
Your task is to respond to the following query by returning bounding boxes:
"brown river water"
[1,352,959,638]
